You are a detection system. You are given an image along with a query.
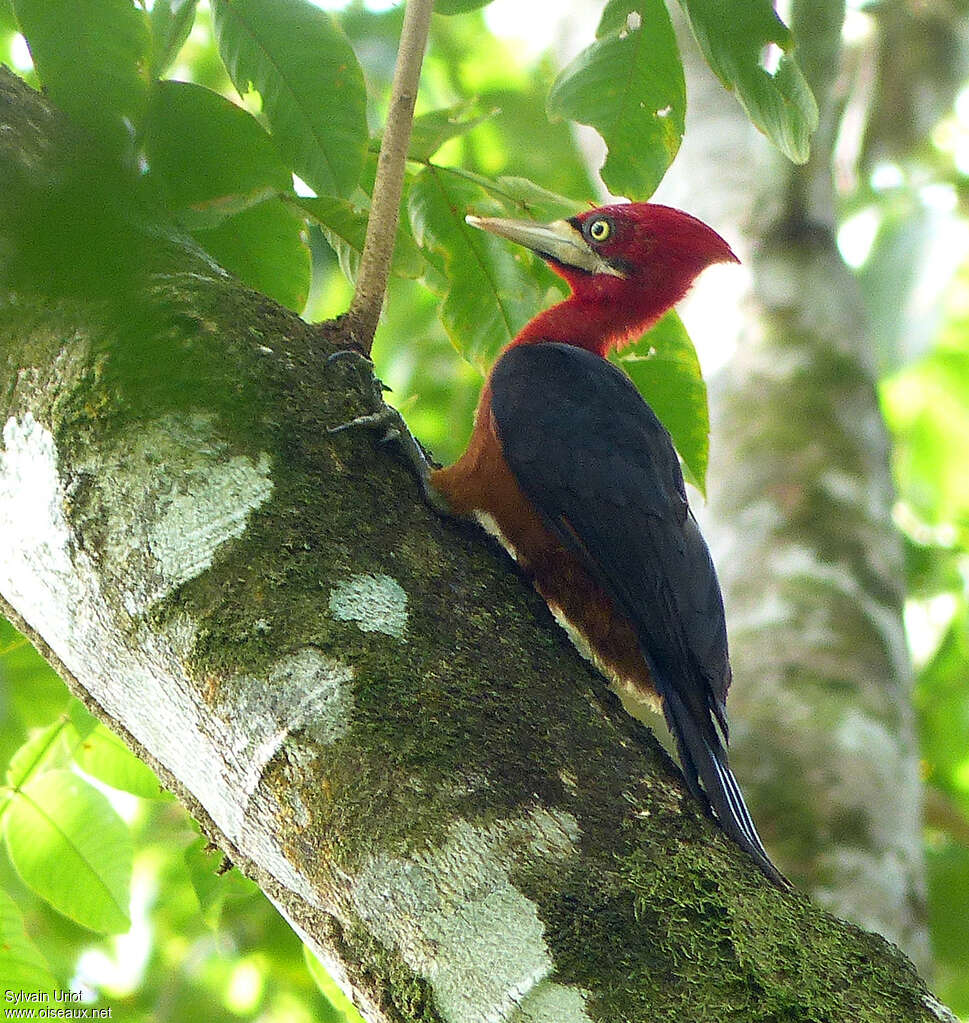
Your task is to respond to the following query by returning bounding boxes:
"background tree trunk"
[0,67,954,1022]
[655,1,929,967]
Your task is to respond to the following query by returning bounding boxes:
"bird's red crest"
[500,202,738,355]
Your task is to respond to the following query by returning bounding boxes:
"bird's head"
[467,202,738,355]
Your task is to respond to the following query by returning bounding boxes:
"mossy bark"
[0,68,954,1023]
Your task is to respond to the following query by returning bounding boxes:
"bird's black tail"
[664,689,790,888]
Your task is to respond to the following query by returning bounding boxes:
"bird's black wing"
[490,342,784,884]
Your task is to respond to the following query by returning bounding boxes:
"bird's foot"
[326,347,388,413]
[327,349,450,515]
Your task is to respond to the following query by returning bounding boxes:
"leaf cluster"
[3,0,817,490]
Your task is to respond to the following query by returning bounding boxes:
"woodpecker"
[337,202,787,886]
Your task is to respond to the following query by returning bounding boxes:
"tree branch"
[0,67,957,1023]
[346,0,434,353]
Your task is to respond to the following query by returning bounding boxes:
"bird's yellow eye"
[587,218,612,243]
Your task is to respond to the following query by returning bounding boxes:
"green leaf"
[408,167,552,372]
[547,0,684,199]
[295,195,423,282]
[433,0,494,13]
[407,102,497,162]
[304,945,365,1023]
[72,723,166,800]
[914,607,969,812]
[417,165,581,222]
[150,0,199,79]
[5,719,71,793]
[0,0,17,32]
[211,0,368,198]
[883,345,969,531]
[193,199,311,312]
[612,311,709,492]
[13,0,151,151]
[144,79,292,229]
[184,835,258,929]
[65,701,102,744]
[0,620,70,744]
[476,175,581,223]
[926,838,969,1013]
[0,889,60,996]
[679,0,818,164]
[3,770,132,933]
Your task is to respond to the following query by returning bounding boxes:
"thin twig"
[346,0,434,354]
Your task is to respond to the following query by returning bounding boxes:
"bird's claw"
[326,349,391,391]
[327,405,407,449]
[326,350,449,513]
[326,347,391,402]
[325,347,369,366]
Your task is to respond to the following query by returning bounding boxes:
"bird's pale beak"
[466,214,625,278]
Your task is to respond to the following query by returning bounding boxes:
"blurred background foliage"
[1,0,968,1019]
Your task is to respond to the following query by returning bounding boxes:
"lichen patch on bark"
[223,647,355,812]
[69,411,274,615]
[0,413,76,630]
[349,810,588,1023]
[512,982,591,1022]
[329,573,409,639]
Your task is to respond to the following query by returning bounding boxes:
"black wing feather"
[490,343,785,885]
